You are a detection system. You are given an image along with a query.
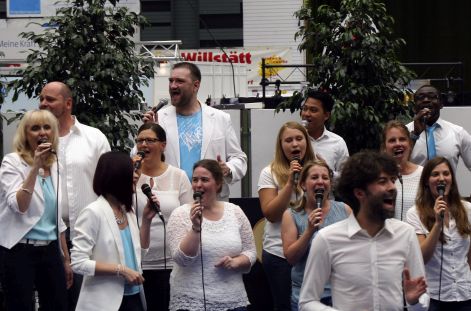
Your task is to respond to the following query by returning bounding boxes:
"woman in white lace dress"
[167,159,256,311]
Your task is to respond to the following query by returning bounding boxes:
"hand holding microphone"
[191,191,204,231]
[141,183,164,222]
[291,156,302,187]
[133,151,146,171]
[436,182,446,219]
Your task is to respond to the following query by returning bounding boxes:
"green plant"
[9,0,154,151]
[278,0,415,153]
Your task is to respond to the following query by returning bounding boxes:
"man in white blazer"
[144,62,247,200]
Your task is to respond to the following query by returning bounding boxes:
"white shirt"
[135,165,193,270]
[309,128,349,177]
[167,202,256,311]
[407,118,471,172]
[299,214,429,311]
[395,165,423,221]
[59,117,110,238]
[406,202,471,302]
[257,165,297,258]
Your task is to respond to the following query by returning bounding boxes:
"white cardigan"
[71,196,146,311]
[158,103,247,200]
[0,152,66,249]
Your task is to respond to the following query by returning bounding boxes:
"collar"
[347,213,395,238]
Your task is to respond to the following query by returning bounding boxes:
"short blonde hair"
[13,110,59,167]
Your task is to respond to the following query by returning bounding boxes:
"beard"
[365,190,396,222]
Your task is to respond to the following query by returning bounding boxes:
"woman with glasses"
[134,123,193,310]
[0,110,69,310]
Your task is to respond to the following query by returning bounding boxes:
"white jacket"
[71,196,146,311]
[0,153,66,249]
[158,103,247,200]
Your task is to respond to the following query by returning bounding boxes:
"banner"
[179,47,294,93]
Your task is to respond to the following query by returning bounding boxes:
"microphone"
[134,151,145,170]
[314,188,324,209]
[38,138,56,154]
[152,99,168,113]
[436,182,446,219]
[193,191,203,204]
[292,156,301,186]
[301,120,309,128]
[141,183,164,221]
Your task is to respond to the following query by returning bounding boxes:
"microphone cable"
[438,220,444,302]
[198,212,207,311]
[398,172,404,221]
[55,153,61,256]
[424,125,430,161]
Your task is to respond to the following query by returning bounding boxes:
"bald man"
[39,82,110,310]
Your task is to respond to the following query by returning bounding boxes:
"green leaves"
[9,0,155,152]
[283,0,415,153]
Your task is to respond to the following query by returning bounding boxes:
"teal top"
[290,200,348,305]
[120,226,140,296]
[24,176,57,241]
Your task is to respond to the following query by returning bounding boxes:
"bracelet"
[20,188,33,195]
[116,264,122,277]
[192,225,201,233]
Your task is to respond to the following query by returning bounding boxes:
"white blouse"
[407,201,471,301]
[167,202,256,311]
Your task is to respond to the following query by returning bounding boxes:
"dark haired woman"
[167,159,256,311]
[281,159,351,310]
[71,151,157,311]
[134,123,192,310]
[407,157,471,310]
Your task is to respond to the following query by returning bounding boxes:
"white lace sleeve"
[233,204,256,273]
[167,204,200,266]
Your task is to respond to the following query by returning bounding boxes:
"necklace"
[114,206,126,225]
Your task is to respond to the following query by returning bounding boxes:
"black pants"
[262,250,292,311]
[1,241,67,311]
[429,298,471,311]
[143,269,171,311]
[119,293,144,311]
[66,236,82,311]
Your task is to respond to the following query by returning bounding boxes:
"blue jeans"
[1,241,67,311]
[262,250,291,311]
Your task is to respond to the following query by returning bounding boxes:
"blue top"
[24,176,57,241]
[177,109,202,180]
[290,200,348,305]
[120,226,140,296]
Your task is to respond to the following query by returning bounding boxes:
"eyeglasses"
[414,93,440,101]
[136,138,161,145]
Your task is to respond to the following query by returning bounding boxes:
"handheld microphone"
[134,151,146,170]
[292,156,301,186]
[141,183,164,221]
[436,182,446,219]
[193,191,203,204]
[38,138,56,154]
[314,188,324,209]
[152,99,168,113]
[301,120,308,128]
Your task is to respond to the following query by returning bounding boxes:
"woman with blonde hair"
[382,120,423,220]
[281,159,351,310]
[407,157,471,310]
[257,121,316,310]
[0,109,70,310]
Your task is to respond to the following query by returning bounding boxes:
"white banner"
[179,47,294,93]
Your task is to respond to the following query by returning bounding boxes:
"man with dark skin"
[407,85,471,172]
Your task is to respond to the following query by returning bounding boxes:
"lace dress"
[167,202,256,311]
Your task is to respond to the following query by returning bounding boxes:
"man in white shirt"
[39,81,111,310]
[300,90,348,177]
[407,84,471,172]
[299,151,429,311]
[143,62,247,200]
